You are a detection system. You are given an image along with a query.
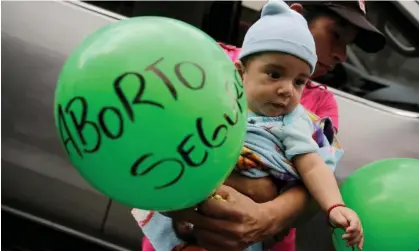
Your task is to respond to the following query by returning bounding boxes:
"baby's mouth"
[270,103,286,109]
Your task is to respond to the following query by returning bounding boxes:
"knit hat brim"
[239,38,317,74]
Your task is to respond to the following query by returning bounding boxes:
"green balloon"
[333,158,419,251]
[54,17,247,211]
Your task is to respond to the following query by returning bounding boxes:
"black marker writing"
[65,96,102,154]
[145,57,178,100]
[234,68,243,88]
[130,153,185,190]
[175,61,206,90]
[98,107,124,139]
[177,134,208,167]
[223,79,244,126]
[57,104,82,157]
[196,117,228,148]
[114,72,164,124]
[57,58,246,190]
[57,96,126,156]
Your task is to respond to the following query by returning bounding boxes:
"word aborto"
[57,57,244,189]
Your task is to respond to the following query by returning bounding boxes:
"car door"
[1,0,118,239]
[75,1,244,247]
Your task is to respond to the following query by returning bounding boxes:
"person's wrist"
[327,203,346,216]
[257,201,286,239]
[327,203,346,228]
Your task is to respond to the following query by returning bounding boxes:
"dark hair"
[240,53,259,68]
[299,6,326,23]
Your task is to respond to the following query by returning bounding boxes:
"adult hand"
[164,185,279,251]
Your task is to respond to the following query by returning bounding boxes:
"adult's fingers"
[168,207,241,235]
[199,185,250,221]
[211,185,236,201]
[170,208,230,232]
[199,196,240,220]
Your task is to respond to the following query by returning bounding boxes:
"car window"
[238,1,419,113]
[83,1,419,113]
[346,1,419,112]
[83,1,242,45]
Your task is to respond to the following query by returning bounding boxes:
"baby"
[140,1,364,250]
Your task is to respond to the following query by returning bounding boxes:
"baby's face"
[239,52,311,117]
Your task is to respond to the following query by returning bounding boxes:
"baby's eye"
[267,71,281,80]
[294,79,306,86]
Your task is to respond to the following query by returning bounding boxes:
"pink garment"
[219,42,241,62]
[301,83,339,130]
[142,236,155,251]
[141,230,296,251]
[141,231,296,251]
[270,228,296,251]
[141,43,339,251]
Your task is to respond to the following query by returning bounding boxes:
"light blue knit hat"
[239,0,317,74]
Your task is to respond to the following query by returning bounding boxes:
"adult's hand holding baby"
[193,185,275,251]
[162,185,277,251]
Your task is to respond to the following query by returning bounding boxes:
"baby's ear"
[234,60,245,80]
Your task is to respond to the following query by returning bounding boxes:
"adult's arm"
[259,183,318,231]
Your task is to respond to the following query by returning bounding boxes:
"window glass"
[347,1,419,112]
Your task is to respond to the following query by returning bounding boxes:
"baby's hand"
[329,206,364,250]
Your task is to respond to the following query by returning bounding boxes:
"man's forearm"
[260,185,316,237]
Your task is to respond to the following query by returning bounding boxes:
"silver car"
[2,1,419,250]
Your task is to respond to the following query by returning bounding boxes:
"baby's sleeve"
[275,112,319,161]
